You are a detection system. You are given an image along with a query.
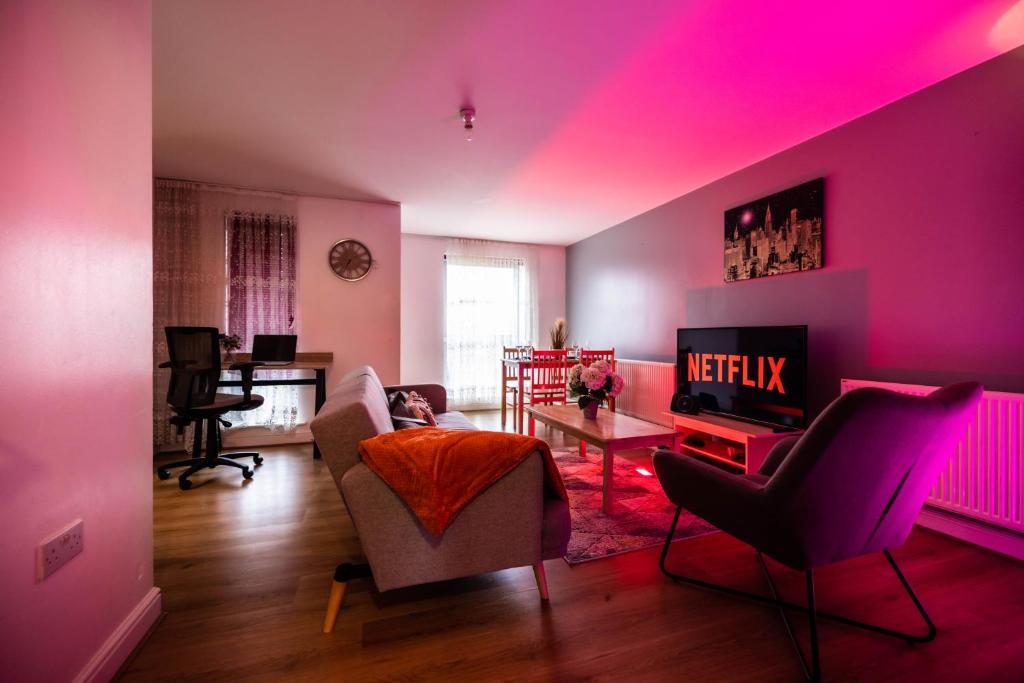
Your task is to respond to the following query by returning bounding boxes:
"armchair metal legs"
[659,506,937,682]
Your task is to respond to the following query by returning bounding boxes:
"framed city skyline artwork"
[724,178,824,282]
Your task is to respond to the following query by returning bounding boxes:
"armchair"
[654,382,983,681]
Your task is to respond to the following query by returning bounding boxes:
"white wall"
[297,197,402,388]
[400,234,566,385]
[0,1,157,680]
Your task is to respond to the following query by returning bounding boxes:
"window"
[224,212,299,430]
[444,253,533,409]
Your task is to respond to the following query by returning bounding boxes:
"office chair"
[654,382,983,681]
[157,326,265,490]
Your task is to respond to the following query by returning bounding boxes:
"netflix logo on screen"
[676,326,808,429]
[687,353,787,394]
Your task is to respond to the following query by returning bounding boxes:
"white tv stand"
[662,411,803,475]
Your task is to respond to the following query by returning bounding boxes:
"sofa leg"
[322,562,372,634]
[533,562,550,601]
[323,580,347,634]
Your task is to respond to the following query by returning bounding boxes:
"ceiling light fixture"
[460,106,476,142]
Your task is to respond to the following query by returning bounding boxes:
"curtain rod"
[154,176,400,207]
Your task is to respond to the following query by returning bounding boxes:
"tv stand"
[662,411,803,474]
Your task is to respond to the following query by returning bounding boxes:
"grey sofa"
[310,366,571,632]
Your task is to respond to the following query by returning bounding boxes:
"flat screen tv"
[676,325,807,429]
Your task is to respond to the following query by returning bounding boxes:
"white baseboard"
[917,507,1024,561]
[73,586,162,683]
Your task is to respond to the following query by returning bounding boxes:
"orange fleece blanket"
[358,428,568,536]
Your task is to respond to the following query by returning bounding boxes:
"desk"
[221,352,333,459]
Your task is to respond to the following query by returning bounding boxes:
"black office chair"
[157,326,265,490]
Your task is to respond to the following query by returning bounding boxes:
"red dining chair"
[522,350,570,431]
[501,346,529,432]
[579,348,616,412]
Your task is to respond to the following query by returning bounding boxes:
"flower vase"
[581,398,599,419]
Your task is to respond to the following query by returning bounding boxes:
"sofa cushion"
[435,411,476,431]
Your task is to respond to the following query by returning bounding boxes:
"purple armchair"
[654,382,983,682]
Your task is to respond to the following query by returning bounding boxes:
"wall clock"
[329,239,372,281]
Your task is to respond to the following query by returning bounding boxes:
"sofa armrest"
[384,383,447,414]
[341,453,547,592]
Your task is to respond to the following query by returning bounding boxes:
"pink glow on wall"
[567,44,1024,418]
[489,0,1024,241]
[0,1,156,681]
[992,1,1024,50]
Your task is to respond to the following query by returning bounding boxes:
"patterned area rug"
[553,447,718,564]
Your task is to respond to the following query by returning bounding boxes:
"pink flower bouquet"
[568,360,624,416]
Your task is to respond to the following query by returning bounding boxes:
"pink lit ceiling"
[154,0,1024,245]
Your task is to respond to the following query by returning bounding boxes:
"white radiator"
[842,379,1024,538]
[616,359,676,426]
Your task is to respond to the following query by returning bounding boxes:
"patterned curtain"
[153,179,205,448]
[225,212,299,431]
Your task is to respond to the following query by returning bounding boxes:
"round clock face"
[329,239,372,281]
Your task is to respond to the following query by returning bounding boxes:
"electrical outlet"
[38,519,84,581]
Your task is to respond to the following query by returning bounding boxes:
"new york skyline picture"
[724,178,824,282]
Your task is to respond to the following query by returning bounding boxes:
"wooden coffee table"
[526,404,682,514]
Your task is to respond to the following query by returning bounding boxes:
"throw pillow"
[405,391,438,427]
[387,390,426,430]
[387,391,411,417]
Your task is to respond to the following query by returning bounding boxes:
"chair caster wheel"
[179,478,193,491]
[157,469,171,480]
[253,455,264,465]
[242,467,254,480]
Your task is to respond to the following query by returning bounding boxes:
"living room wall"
[0,1,157,680]
[567,46,1024,418]
[296,196,401,387]
[401,234,566,386]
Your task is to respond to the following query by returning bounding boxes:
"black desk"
[220,353,332,459]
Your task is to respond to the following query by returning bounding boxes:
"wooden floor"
[123,411,1024,682]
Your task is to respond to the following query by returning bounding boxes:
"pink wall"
[567,46,1024,418]
[296,196,402,387]
[0,1,156,680]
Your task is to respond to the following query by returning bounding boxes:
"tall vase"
[582,398,599,419]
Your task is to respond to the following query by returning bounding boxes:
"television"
[676,325,807,429]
